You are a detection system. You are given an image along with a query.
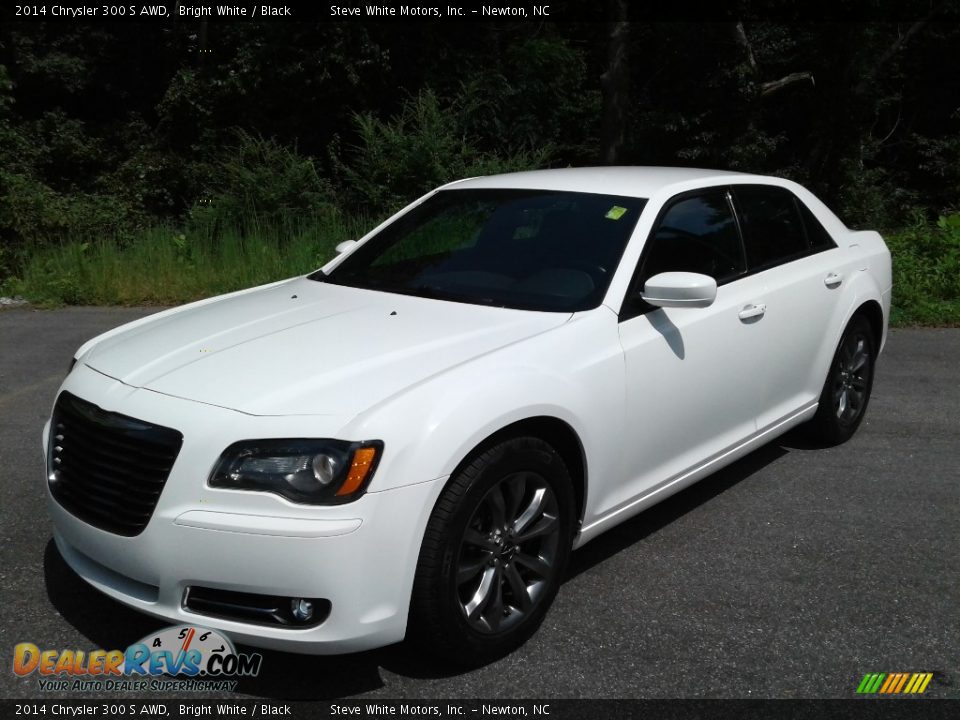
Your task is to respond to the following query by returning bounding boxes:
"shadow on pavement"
[566,441,788,580]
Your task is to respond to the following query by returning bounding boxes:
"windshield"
[313,188,646,312]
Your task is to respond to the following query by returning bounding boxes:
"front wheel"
[806,314,876,445]
[408,437,574,662]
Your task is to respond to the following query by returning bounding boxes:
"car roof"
[445,166,769,198]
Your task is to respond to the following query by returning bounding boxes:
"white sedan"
[44,167,891,660]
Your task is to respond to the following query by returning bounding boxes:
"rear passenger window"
[640,191,746,284]
[797,200,838,251]
[734,186,809,270]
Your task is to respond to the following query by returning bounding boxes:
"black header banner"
[5,0,959,23]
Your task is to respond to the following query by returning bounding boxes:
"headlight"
[209,439,383,504]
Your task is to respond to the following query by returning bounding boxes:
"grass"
[3,212,959,326]
[1,212,373,307]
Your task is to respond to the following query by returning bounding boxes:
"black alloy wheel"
[455,470,562,635]
[408,436,574,662]
[808,314,876,444]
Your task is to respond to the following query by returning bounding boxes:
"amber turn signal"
[337,446,380,497]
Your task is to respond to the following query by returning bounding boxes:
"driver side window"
[640,190,746,286]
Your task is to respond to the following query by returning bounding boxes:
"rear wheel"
[807,314,876,445]
[408,437,574,662]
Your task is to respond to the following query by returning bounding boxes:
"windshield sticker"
[605,206,628,220]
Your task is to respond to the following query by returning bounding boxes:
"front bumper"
[43,365,446,654]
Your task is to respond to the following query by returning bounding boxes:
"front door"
[610,189,767,517]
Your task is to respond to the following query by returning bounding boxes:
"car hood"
[83,278,569,417]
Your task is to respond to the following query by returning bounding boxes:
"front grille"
[48,391,183,536]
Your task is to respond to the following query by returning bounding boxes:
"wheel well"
[450,417,587,526]
[854,300,884,346]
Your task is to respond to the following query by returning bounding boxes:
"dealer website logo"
[856,672,933,695]
[13,625,262,692]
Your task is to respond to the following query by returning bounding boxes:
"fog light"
[291,598,314,622]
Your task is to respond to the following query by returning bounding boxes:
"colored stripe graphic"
[869,673,885,693]
[879,674,897,693]
[857,672,932,694]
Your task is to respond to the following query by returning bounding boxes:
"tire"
[806,314,876,445]
[408,436,575,662]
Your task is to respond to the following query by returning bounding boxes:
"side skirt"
[574,402,818,549]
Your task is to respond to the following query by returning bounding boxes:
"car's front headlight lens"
[209,439,383,504]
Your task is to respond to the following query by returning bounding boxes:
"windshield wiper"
[395,284,504,307]
[391,284,455,300]
[311,276,505,307]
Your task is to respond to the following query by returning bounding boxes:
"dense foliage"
[0,15,958,321]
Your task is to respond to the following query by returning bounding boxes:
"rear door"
[731,184,843,430]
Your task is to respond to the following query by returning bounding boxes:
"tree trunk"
[599,0,629,165]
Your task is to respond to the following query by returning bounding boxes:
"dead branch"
[761,72,816,96]
[853,17,933,95]
[734,22,813,99]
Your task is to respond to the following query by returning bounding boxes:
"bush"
[331,88,551,212]
[189,130,339,233]
[885,213,960,325]
[456,36,598,162]
[0,171,138,246]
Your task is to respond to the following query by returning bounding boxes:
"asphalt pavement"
[1,307,957,700]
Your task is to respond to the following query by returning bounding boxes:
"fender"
[845,230,893,349]
[340,309,627,522]
[811,230,891,394]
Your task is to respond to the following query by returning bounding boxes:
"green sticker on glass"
[605,205,628,220]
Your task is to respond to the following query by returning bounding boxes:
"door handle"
[824,272,844,288]
[738,303,766,320]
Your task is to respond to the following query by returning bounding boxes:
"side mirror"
[335,240,358,254]
[640,271,717,309]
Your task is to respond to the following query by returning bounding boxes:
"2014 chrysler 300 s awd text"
[43,167,891,660]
